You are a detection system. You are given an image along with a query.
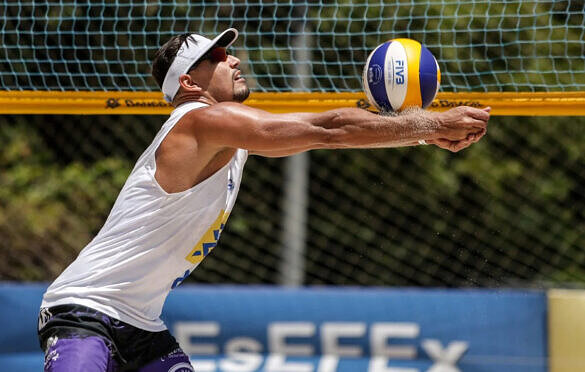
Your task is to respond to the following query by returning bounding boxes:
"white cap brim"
[161,28,239,103]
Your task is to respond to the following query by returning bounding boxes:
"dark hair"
[151,33,196,89]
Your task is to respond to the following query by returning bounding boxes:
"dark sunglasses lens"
[189,48,228,71]
[210,48,227,62]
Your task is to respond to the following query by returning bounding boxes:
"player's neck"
[173,92,217,107]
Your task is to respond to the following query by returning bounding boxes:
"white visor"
[161,28,239,103]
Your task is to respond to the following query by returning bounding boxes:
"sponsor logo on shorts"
[168,362,194,372]
[43,336,60,369]
[38,308,52,331]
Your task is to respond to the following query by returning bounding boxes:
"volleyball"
[362,38,440,112]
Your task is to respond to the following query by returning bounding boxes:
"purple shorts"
[38,305,194,372]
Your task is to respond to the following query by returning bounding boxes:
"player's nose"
[228,55,240,68]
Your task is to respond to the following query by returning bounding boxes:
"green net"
[1,1,584,93]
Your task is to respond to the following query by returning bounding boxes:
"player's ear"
[178,74,202,92]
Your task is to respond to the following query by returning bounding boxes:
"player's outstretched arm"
[185,102,489,156]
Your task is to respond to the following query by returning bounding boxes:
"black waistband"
[38,304,179,369]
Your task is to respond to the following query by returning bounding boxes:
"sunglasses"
[189,47,228,71]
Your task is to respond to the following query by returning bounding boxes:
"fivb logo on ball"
[363,38,440,112]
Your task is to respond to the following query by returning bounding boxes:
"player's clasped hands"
[428,106,491,152]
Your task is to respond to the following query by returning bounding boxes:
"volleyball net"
[1,0,584,115]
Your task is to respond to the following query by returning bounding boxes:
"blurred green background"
[2,114,584,287]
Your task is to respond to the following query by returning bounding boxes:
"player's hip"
[38,304,184,371]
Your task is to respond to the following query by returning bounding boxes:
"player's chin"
[233,85,250,103]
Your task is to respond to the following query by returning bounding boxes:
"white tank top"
[41,102,248,331]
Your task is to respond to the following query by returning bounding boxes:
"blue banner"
[162,286,547,372]
[0,284,547,372]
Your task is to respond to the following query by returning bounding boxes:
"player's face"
[191,47,250,103]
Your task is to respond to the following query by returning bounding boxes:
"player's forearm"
[307,107,439,149]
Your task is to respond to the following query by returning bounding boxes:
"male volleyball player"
[37,28,490,372]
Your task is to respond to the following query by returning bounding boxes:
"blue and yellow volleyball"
[362,38,440,112]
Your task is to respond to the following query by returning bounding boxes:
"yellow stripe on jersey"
[185,209,230,264]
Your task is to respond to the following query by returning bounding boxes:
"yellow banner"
[548,289,585,372]
[0,91,584,115]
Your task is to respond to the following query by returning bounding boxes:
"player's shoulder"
[183,101,246,121]
[177,101,248,135]
[184,101,254,128]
